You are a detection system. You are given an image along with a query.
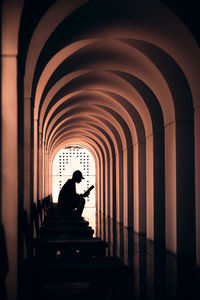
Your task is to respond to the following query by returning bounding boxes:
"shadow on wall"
[0,223,9,300]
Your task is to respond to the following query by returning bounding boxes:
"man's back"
[57,170,87,216]
[58,179,76,210]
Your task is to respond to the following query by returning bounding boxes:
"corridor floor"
[22,208,200,300]
[95,212,200,300]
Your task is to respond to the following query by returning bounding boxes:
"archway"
[52,144,96,230]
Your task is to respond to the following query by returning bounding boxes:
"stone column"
[107,157,112,217]
[165,120,195,255]
[134,142,147,234]
[1,2,24,298]
[100,154,105,214]
[104,157,109,217]
[165,122,177,253]
[33,119,38,203]
[24,97,31,214]
[146,132,165,245]
[133,143,139,231]
[41,138,45,199]
[176,120,195,255]
[97,157,101,212]
[195,106,200,266]
[146,134,154,241]
[138,141,146,233]
[123,146,133,227]
[1,54,18,300]
[44,149,49,197]
[38,132,43,200]
[116,151,123,224]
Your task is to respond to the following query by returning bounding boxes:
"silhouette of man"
[58,170,90,216]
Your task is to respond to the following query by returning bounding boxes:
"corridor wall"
[1,1,200,299]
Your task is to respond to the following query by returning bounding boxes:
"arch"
[20,0,200,260]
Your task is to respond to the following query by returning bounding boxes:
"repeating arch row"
[1,2,200,298]
[22,0,197,258]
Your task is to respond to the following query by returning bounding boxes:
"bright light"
[52,145,96,232]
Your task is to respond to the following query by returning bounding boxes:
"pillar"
[33,119,38,203]
[24,97,31,214]
[41,138,45,198]
[133,143,139,232]
[176,120,195,255]
[44,149,49,197]
[134,141,146,234]
[146,134,154,241]
[146,132,165,244]
[1,2,24,298]
[153,133,165,245]
[123,146,133,227]
[116,151,123,224]
[38,132,43,200]
[138,141,146,233]
[1,54,18,300]
[105,157,109,216]
[195,106,200,266]
[110,155,116,220]
[165,120,195,255]
[100,153,105,214]
[165,122,177,253]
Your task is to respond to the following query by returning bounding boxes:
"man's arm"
[83,185,94,197]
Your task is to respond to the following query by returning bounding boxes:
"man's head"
[72,170,84,183]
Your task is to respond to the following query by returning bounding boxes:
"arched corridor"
[1,1,200,299]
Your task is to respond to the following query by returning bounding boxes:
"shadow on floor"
[96,212,200,300]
